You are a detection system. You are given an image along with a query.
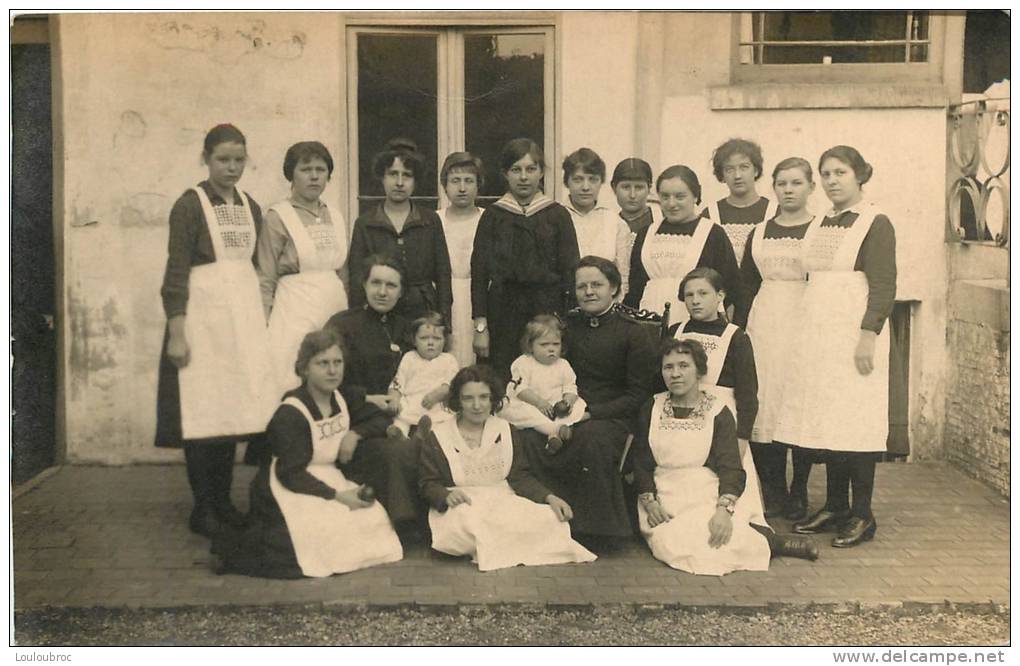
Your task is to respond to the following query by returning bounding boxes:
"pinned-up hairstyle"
[819,145,873,186]
[520,314,564,355]
[409,311,450,350]
[372,137,426,181]
[711,138,764,182]
[771,157,814,184]
[562,147,606,185]
[500,138,546,174]
[440,151,485,188]
[362,253,407,290]
[576,255,623,296]
[294,328,347,378]
[659,337,709,378]
[446,365,506,414]
[283,141,334,181]
[679,266,726,299]
[203,123,246,157]
[656,165,702,205]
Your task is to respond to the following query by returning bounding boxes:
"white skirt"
[449,277,475,368]
[498,396,587,437]
[429,482,596,571]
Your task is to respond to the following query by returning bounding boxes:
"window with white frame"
[347,25,555,216]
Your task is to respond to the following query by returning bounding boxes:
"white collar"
[492,192,556,217]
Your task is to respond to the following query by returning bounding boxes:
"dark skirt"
[486,282,565,381]
[340,434,423,525]
[518,419,633,537]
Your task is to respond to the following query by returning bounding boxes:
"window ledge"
[709,83,948,110]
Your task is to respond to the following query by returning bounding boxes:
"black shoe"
[189,504,223,538]
[793,508,850,534]
[783,493,809,522]
[774,534,819,561]
[763,490,788,520]
[213,500,248,530]
[831,516,877,548]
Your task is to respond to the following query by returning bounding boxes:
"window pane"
[357,34,439,214]
[751,11,930,64]
[464,33,546,200]
[763,44,908,65]
[762,11,912,42]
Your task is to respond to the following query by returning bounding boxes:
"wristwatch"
[474,321,487,333]
[716,494,736,515]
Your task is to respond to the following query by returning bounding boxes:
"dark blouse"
[709,196,771,225]
[624,216,745,316]
[631,397,746,498]
[735,218,813,327]
[160,181,264,318]
[324,306,411,396]
[470,202,579,318]
[666,318,758,440]
[347,203,453,320]
[563,307,657,421]
[620,207,654,235]
[418,425,552,511]
[267,385,389,500]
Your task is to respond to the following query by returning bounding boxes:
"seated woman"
[632,338,817,576]
[418,365,596,571]
[213,329,403,578]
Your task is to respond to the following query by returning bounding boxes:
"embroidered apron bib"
[639,216,712,322]
[268,392,403,577]
[177,187,275,440]
[267,201,349,397]
[712,199,778,263]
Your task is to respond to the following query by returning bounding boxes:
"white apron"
[639,215,713,322]
[177,186,276,440]
[266,201,349,397]
[428,417,596,571]
[712,199,778,263]
[674,322,767,527]
[773,205,890,452]
[639,392,771,575]
[268,392,403,577]
[745,219,816,443]
[439,208,482,368]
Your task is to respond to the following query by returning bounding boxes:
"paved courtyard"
[12,461,1010,611]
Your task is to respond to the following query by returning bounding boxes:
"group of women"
[156,124,896,580]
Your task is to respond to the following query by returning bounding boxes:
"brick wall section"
[944,307,1010,497]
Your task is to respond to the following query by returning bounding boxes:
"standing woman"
[437,152,485,367]
[737,157,818,521]
[612,157,660,261]
[347,138,453,323]
[155,124,276,537]
[624,165,743,324]
[258,141,348,398]
[776,146,896,548]
[707,138,778,263]
[471,138,579,380]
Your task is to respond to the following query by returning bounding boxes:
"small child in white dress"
[387,312,459,437]
[498,315,588,454]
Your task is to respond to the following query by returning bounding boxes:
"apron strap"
[433,419,467,487]
[271,201,317,268]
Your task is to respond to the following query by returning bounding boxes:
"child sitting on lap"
[387,312,459,438]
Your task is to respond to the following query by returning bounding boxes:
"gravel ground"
[14,605,1010,646]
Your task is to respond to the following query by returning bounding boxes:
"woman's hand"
[337,432,361,465]
[708,508,733,548]
[644,499,673,528]
[334,488,373,510]
[546,494,573,522]
[854,330,877,376]
[446,488,472,508]
[166,316,190,368]
[366,394,398,415]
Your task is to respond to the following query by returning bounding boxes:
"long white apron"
[744,220,816,443]
[428,417,596,571]
[639,215,713,322]
[266,201,348,397]
[639,392,771,575]
[268,392,403,577]
[712,199,778,263]
[177,187,276,440]
[674,322,767,528]
[439,208,482,368]
[773,207,890,452]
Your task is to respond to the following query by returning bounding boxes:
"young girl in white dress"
[418,365,596,571]
[437,152,485,367]
[387,312,459,437]
[499,314,588,454]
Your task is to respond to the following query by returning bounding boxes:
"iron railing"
[946,97,1010,246]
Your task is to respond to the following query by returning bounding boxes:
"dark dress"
[347,203,453,323]
[470,195,580,380]
[212,385,390,579]
[155,181,263,448]
[517,305,657,537]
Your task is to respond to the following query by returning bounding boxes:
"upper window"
[732,11,945,84]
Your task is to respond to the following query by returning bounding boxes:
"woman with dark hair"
[213,329,403,578]
[708,138,777,262]
[258,141,348,398]
[520,256,657,540]
[625,165,743,323]
[470,137,579,380]
[418,365,595,571]
[155,123,276,537]
[347,138,452,323]
[775,145,896,549]
[632,338,817,575]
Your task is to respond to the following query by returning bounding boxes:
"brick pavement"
[11,461,1010,610]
